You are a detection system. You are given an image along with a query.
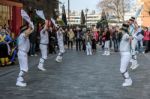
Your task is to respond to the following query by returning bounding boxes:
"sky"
[59,0,100,12]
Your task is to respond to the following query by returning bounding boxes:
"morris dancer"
[128,17,139,70]
[120,23,132,87]
[37,20,49,71]
[16,25,33,87]
[56,27,65,62]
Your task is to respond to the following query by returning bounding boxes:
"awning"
[0,0,23,7]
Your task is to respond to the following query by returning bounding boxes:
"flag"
[51,18,58,27]
[62,5,67,25]
[135,5,143,19]
[21,9,34,29]
[29,22,34,30]
[35,10,46,20]
[21,9,31,24]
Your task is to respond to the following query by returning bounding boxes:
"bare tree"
[97,0,132,22]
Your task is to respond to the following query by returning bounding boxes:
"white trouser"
[40,44,48,59]
[58,42,65,57]
[120,52,131,79]
[56,42,65,62]
[18,51,28,72]
[131,38,138,55]
[131,38,138,66]
[104,40,110,54]
[86,42,92,55]
[57,45,64,59]
[58,43,65,53]
[104,40,110,49]
[17,50,28,82]
[38,44,48,67]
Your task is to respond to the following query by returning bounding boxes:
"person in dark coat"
[29,29,37,56]
[75,28,82,51]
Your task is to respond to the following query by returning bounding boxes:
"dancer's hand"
[45,20,49,26]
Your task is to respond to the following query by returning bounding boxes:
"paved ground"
[0,49,150,99]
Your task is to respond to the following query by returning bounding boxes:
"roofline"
[0,0,23,7]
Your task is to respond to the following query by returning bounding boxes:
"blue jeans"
[113,39,119,51]
[136,41,144,53]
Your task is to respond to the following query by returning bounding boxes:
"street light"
[68,0,70,26]
[85,8,89,26]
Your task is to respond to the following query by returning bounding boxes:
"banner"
[51,18,58,27]
[134,27,144,41]
[134,5,143,19]
[21,9,34,29]
[36,10,46,20]
[21,9,31,24]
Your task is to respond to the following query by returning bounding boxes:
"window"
[0,5,11,26]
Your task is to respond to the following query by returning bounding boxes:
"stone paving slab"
[0,50,150,99]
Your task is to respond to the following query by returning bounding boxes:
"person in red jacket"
[144,27,150,53]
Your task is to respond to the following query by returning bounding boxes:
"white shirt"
[119,33,130,52]
[40,28,49,44]
[18,33,30,53]
[57,30,65,53]
[57,30,64,45]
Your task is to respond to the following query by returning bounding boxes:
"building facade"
[138,0,150,27]
[0,0,23,36]
[0,0,59,37]
[65,11,101,27]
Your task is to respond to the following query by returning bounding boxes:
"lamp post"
[122,0,125,22]
[68,0,70,26]
[85,8,89,26]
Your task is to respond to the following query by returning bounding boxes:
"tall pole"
[68,0,70,26]
[85,8,88,27]
[122,0,125,22]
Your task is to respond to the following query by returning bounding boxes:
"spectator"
[85,30,92,55]
[29,29,37,56]
[101,30,106,50]
[102,27,111,56]
[67,28,75,49]
[144,27,150,53]
[112,27,119,52]
[49,27,56,54]
[75,28,82,51]
[92,28,98,53]
[63,28,68,47]
[0,29,12,66]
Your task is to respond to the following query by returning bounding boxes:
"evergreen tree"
[62,5,67,26]
[96,10,108,31]
[80,10,86,25]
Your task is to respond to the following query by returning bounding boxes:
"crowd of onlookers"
[61,26,150,55]
[0,23,150,66]
[0,24,16,66]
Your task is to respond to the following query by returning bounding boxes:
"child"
[85,30,92,55]
[102,28,110,56]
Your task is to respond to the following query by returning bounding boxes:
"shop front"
[0,0,23,37]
